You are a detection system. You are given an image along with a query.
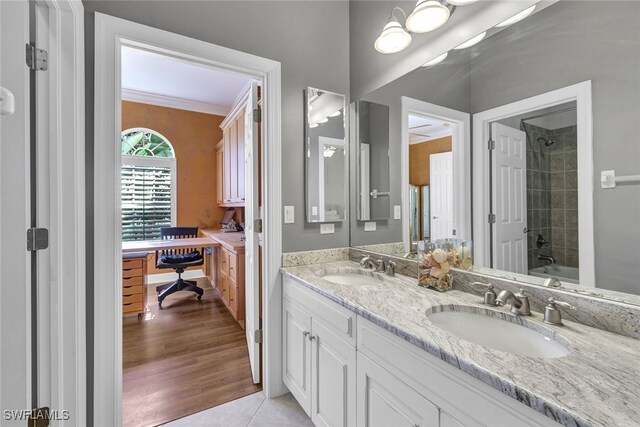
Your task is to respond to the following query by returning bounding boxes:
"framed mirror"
[305,87,347,223]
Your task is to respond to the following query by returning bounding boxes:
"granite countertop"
[281,260,640,427]
[201,229,245,254]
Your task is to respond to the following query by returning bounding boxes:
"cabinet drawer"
[122,276,143,287]
[123,258,143,270]
[123,302,144,314]
[221,250,230,276]
[123,284,143,296]
[123,293,143,305]
[283,275,356,346]
[229,253,238,281]
[229,283,238,318]
[122,267,142,279]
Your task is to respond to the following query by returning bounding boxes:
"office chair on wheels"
[155,226,204,309]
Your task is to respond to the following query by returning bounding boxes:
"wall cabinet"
[218,247,245,328]
[219,93,249,207]
[282,275,561,427]
[215,146,224,205]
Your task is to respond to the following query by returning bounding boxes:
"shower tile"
[553,248,566,266]
[540,210,550,228]
[550,153,564,171]
[565,151,578,170]
[566,250,579,268]
[565,171,578,190]
[566,228,579,250]
[551,209,565,227]
[566,191,578,210]
[551,227,566,247]
[551,172,565,190]
[566,210,579,229]
[541,172,550,190]
[551,191,565,209]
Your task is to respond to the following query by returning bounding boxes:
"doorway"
[93,14,283,426]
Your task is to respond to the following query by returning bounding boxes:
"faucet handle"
[376,258,386,272]
[385,261,396,277]
[544,297,575,326]
[548,297,575,310]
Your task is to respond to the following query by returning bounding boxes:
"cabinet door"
[440,411,465,427]
[311,320,356,427]
[229,121,239,201]
[357,353,439,427]
[216,148,224,205]
[283,298,312,415]
[228,282,238,319]
[236,113,245,201]
[223,130,232,202]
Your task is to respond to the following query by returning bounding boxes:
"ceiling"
[121,46,253,115]
[408,115,453,144]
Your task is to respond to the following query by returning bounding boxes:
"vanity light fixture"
[495,5,536,28]
[329,110,342,117]
[318,117,329,124]
[453,31,486,49]
[406,0,450,33]
[374,9,413,54]
[309,123,319,129]
[445,0,478,5]
[421,51,448,67]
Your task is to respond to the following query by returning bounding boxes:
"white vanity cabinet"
[283,276,357,427]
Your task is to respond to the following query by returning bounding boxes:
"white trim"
[146,269,204,285]
[121,88,231,116]
[472,81,595,287]
[94,14,283,426]
[220,85,251,129]
[121,127,176,157]
[401,97,471,251]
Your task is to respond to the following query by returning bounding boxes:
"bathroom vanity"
[281,258,640,427]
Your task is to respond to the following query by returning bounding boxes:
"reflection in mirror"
[305,87,347,223]
[349,1,640,299]
[353,100,391,221]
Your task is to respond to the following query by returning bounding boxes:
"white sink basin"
[427,306,571,359]
[317,268,384,286]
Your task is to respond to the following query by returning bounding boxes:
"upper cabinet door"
[216,148,224,205]
[229,121,239,201]
[236,113,245,201]
[223,130,232,202]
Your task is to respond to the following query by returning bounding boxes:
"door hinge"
[26,44,48,71]
[252,108,261,123]
[27,228,49,251]
[487,139,495,151]
[255,329,263,344]
[254,218,263,233]
[488,213,496,224]
[28,407,50,427]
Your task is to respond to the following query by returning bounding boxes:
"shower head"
[537,137,556,147]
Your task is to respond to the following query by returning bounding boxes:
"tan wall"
[409,136,452,186]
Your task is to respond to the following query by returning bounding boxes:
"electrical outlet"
[320,223,335,234]
[394,205,401,219]
[364,222,376,231]
[284,206,295,224]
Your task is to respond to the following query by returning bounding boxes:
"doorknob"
[523,227,530,234]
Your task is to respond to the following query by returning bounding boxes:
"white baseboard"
[147,269,205,285]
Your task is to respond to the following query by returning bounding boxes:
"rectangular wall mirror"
[352,100,391,221]
[348,1,640,301]
[305,87,347,223]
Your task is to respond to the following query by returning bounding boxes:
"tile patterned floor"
[164,392,313,427]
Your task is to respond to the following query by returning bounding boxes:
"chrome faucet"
[385,261,396,277]
[543,277,562,288]
[538,253,557,264]
[496,289,531,316]
[360,256,383,271]
[543,297,575,326]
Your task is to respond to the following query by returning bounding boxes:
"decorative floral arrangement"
[418,241,472,292]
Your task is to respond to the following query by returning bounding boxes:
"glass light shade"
[446,0,478,5]
[374,19,412,54]
[318,117,329,124]
[421,52,448,67]
[309,123,319,128]
[495,5,536,28]
[406,0,450,33]
[329,110,342,117]
[453,31,486,50]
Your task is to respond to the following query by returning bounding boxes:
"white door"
[429,151,454,240]
[356,353,439,427]
[244,81,261,384]
[282,299,312,415]
[311,320,356,427]
[491,123,528,274]
[1,1,33,422]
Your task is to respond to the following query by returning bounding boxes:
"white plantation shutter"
[121,155,176,241]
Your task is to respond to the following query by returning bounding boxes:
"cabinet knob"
[303,331,309,338]
[309,335,317,341]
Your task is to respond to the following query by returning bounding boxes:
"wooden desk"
[122,237,220,253]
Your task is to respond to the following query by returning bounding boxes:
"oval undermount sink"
[317,268,384,286]
[427,306,571,359]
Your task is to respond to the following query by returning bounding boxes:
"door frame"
[93,13,283,426]
[472,81,595,287]
[401,97,471,251]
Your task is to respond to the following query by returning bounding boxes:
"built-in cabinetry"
[122,252,147,318]
[218,246,245,328]
[282,275,560,427]
[218,89,250,207]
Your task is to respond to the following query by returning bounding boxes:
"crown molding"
[121,88,231,116]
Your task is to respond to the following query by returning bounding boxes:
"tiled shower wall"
[524,123,578,269]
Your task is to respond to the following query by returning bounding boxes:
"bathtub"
[528,265,579,284]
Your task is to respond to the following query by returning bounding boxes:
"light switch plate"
[320,223,335,234]
[394,205,401,220]
[284,206,295,224]
[364,222,376,231]
[312,206,318,215]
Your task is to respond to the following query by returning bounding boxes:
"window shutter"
[121,164,173,241]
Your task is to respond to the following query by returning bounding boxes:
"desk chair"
[155,226,204,309]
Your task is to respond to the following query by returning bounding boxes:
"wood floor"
[123,278,262,427]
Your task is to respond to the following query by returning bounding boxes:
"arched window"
[121,128,177,241]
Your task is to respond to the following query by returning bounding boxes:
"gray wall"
[467,1,640,294]
[83,0,351,253]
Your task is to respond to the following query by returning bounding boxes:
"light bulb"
[374,18,412,54]
[406,0,450,33]
[446,0,478,5]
